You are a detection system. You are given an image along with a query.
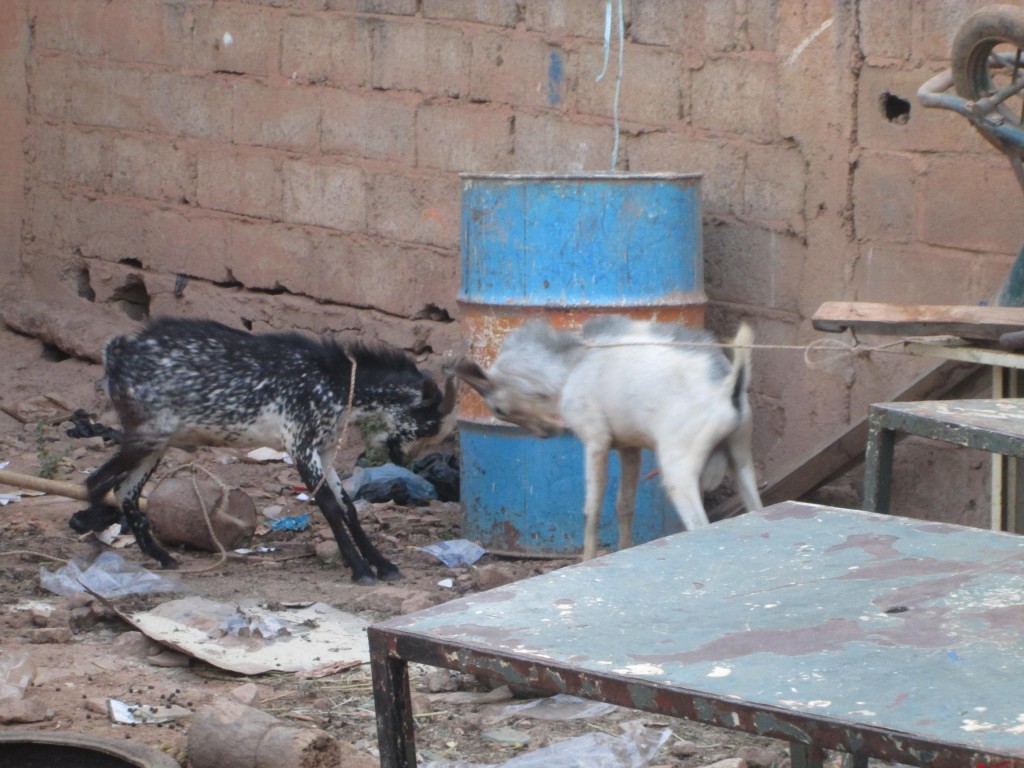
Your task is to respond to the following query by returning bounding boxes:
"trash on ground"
[120,596,370,675]
[423,720,671,768]
[498,693,618,721]
[65,408,121,444]
[244,447,292,464]
[39,551,190,599]
[410,451,460,501]
[426,685,514,706]
[107,698,192,725]
[268,513,310,531]
[437,578,455,589]
[421,539,486,568]
[0,651,34,704]
[352,463,437,505]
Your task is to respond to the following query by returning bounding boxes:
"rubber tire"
[952,4,1024,125]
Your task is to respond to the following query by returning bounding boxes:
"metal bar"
[789,743,825,768]
[369,628,418,768]
[863,409,895,514]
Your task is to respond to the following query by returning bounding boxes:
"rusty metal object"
[370,502,1024,768]
[0,730,180,768]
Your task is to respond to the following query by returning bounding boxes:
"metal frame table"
[864,399,1024,531]
[371,502,1024,768]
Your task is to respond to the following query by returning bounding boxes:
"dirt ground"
[0,323,792,768]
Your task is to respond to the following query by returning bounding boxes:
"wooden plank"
[709,358,982,521]
[812,302,1024,341]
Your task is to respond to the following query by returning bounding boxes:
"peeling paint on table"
[371,502,1024,767]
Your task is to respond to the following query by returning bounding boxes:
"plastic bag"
[352,464,438,506]
[421,539,486,568]
[0,650,35,703]
[39,551,189,598]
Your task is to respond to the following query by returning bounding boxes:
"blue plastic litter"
[268,513,311,532]
[421,539,486,568]
[352,464,437,505]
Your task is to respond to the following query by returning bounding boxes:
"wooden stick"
[0,469,145,511]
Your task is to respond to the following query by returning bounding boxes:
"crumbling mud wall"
[2,0,1023,524]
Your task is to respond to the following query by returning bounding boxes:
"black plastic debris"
[65,409,122,445]
[410,452,459,502]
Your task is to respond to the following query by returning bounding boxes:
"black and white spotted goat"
[70,318,455,584]
[454,316,762,560]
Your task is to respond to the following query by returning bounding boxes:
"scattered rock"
[314,539,340,563]
[399,590,439,614]
[471,563,516,591]
[83,697,109,715]
[113,630,161,658]
[670,739,700,757]
[424,669,459,693]
[701,759,748,768]
[147,650,192,668]
[736,745,784,767]
[230,682,261,706]
[25,627,73,644]
[0,698,52,724]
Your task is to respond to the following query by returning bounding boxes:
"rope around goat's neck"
[310,349,358,499]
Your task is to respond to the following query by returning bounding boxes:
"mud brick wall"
[2,0,1023,524]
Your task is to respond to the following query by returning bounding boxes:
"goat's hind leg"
[615,447,641,551]
[117,450,176,569]
[725,420,762,512]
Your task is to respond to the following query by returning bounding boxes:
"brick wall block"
[26,53,68,119]
[416,102,514,172]
[852,152,917,243]
[282,13,370,87]
[70,196,149,266]
[282,159,366,232]
[513,113,616,172]
[145,208,233,282]
[23,185,71,254]
[321,88,417,162]
[69,64,148,131]
[197,148,280,219]
[691,56,778,138]
[704,222,805,313]
[469,32,572,110]
[524,0,620,39]
[744,0,779,53]
[859,1,912,59]
[148,72,235,141]
[231,80,320,151]
[627,132,744,215]
[325,0,418,13]
[299,233,456,315]
[857,66,988,154]
[368,172,459,250]
[226,221,314,291]
[852,242,988,305]
[192,3,278,77]
[921,157,1024,254]
[912,1,986,63]
[743,143,806,227]
[110,135,192,203]
[63,129,108,191]
[577,43,685,125]
[31,123,71,187]
[31,0,190,68]
[370,20,470,97]
[422,0,520,27]
[631,1,703,56]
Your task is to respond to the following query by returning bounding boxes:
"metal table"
[370,502,1024,768]
[864,399,1024,530]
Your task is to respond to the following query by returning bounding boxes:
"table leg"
[863,412,895,514]
[370,630,417,768]
[789,742,824,768]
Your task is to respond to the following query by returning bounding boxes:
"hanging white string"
[596,0,624,169]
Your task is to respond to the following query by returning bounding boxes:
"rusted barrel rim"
[0,731,181,768]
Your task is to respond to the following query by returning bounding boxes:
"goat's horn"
[438,374,457,415]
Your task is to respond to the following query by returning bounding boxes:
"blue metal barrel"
[459,173,705,555]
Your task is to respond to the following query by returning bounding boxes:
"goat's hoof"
[157,557,179,570]
[353,572,379,586]
[377,565,402,582]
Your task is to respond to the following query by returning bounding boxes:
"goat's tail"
[728,323,754,411]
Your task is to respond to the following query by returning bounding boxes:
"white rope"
[597,0,625,169]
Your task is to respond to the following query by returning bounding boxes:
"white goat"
[454,317,762,559]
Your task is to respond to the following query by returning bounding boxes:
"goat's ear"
[451,357,494,397]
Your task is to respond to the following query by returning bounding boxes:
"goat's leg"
[657,444,713,532]
[581,444,610,560]
[615,447,641,551]
[294,453,377,585]
[71,439,158,534]
[117,450,177,569]
[324,466,400,582]
[725,421,763,512]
